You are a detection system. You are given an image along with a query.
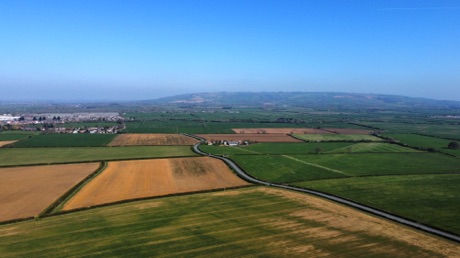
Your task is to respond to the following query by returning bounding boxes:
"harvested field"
[0,163,99,222]
[232,128,331,134]
[62,157,249,210]
[197,133,302,143]
[1,187,458,257]
[0,141,16,147]
[108,133,198,146]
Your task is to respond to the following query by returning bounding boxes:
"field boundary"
[38,162,106,217]
[50,161,108,214]
[43,185,255,218]
[0,155,199,168]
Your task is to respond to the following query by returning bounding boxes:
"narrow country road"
[185,134,460,243]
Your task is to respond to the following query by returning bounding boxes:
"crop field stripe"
[282,155,352,176]
[1,187,457,257]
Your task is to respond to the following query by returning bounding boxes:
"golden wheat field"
[62,157,249,210]
[0,163,100,222]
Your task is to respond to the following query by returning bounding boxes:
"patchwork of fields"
[0,163,100,222]
[1,187,457,257]
[293,133,382,142]
[62,157,249,210]
[197,133,302,143]
[1,112,459,257]
[200,141,460,235]
[0,146,197,166]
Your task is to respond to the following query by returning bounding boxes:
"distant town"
[0,112,123,134]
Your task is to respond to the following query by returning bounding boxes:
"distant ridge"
[143,92,460,109]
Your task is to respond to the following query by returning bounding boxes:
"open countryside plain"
[108,133,198,146]
[0,187,458,257]
[62,157,249,210]
[0,163,100,222]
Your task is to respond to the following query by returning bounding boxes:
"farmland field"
[293,133,382,142]
[387,133,460,156]
[0,141,16,147]
[197,133,302,143]
[108,133,198,146]
[295,174,460,235]
[359,122,460,139]
[232,128,331,134]
[0,163,99,222]
[290,153,460,176]
[0,146,197,166]
[124,121,305,134]
[231,155,348,182]
[0,187,457,257]
[62,157,249,210]
[325,142,420,153]
[200,142,413,155]
[11,134,116,147]
[0,134,31,141]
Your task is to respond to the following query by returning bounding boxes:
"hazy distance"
[1,0,459,101]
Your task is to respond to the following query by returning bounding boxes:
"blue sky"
[0,0,459,101]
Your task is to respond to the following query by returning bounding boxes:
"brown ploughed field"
[0,163,100,222]
[62,157,249,210]
[108,134,199,146]
[197,133,302,143]
[232,128,331,134]
[0,141,16,147]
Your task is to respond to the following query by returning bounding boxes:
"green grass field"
[200,142,356,156]
[0,131,38,141]
[294,174,460,235]
[293,134,382,142]
[124,121,305,134]
[326,142,420,153]
[0,187,444,257]
[292,153,460,176]
[231,155,348,182]
[0,146,197,166]
[11,134,117,147]
[387,134,460,157]
[360,122,460,139]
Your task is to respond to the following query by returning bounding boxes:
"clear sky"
[1,0,459,101]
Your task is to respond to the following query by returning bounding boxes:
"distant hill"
[143,92,460,110]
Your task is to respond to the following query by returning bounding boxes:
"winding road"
[186,134,460,243]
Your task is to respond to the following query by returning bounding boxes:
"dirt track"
[62,157,249,210]
[0,163,99,222]
[108,134,198,146]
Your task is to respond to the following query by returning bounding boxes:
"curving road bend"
[186,134,460,243]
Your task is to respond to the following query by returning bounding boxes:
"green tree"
[448,141,459,150]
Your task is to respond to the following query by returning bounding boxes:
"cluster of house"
[207,140,250,147]
[45,126,119,134]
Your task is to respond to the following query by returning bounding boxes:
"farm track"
[187,134,460,243]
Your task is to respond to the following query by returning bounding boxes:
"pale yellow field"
[0,163,100,222]
[0,141,16,147]
[108,133,198,146]
[63,157,249,210]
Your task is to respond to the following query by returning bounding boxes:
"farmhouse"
[227,141,239,147]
